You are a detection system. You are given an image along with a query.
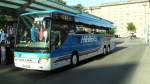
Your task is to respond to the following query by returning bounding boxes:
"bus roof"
[21,10,113,29]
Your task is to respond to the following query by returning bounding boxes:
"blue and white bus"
[14,10,115,71]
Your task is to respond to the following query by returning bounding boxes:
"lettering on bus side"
[80,35,98,43]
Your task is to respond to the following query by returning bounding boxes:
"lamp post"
[90,7,93,14]
[143,4,148,44]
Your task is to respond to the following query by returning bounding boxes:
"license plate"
[19,58,38,63]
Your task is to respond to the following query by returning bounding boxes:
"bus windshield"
[16,14,51,48]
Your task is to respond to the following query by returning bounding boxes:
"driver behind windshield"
[31,19,38,42]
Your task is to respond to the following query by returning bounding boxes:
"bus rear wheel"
[107,46,111,54]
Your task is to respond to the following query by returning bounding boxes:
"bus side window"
[50,31,61,51]
[75,24,93,34]
[54,31,61,47]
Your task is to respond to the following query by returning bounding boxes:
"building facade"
[85,0,150,38]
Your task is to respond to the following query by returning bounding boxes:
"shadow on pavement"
[29,62,137,84]
[0,62,138,84]
[44,63,137,84]
[111,46,126,53]
[115,41,124,45]
[0,62,137,84]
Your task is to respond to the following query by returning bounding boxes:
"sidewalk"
[130,45,150,84]
[115,38,145,47]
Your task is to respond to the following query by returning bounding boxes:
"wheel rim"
[107,47,110,53]
[72,55,77,65]
[103,48,106,55]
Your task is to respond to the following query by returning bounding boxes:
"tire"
[71,55,78,65]
[103,47,106,55]
[107,46,111,54]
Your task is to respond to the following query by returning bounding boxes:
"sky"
[64,0,127,7]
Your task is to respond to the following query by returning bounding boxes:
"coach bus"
[14,10,115,71]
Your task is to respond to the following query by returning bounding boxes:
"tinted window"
[50,13,75,51]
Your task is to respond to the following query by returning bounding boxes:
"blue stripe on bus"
[53,47,99,63]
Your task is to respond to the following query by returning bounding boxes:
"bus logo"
[81,35,98,43]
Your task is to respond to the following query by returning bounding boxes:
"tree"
[127,22,136,39]
[50,0,66,5]
[72,4,84,11]
[109,27,116,35]
[127,22,136,33]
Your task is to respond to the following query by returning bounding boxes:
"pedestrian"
[0,42,6,64]
[0,29,6,44]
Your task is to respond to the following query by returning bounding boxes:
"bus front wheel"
[71,55,79,65]
[103,47,106,55]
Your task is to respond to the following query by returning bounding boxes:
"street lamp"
[143,4,148,44]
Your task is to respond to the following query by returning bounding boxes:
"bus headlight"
[38,57,49,64]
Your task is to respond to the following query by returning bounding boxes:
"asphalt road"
[0,38,146,84]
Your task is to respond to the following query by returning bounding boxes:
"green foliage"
[72,4,84,11]
[97,31,106,35]
[50,0,66,5]
[108,28,116,35]
[127,22,136,33]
